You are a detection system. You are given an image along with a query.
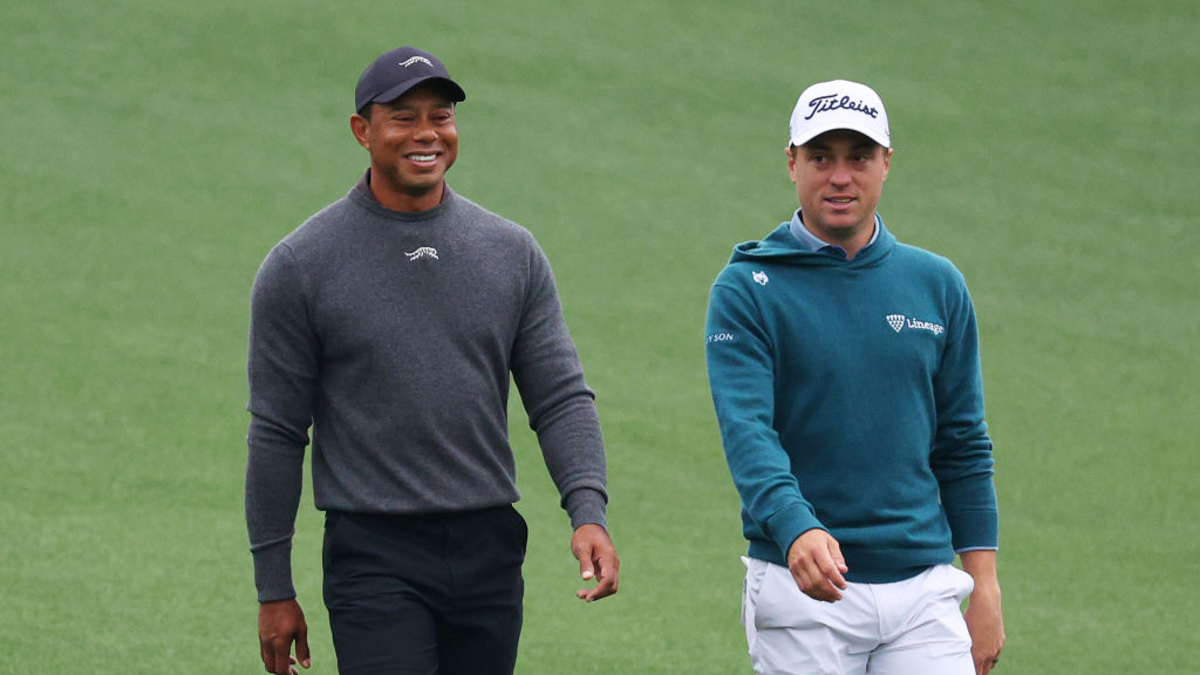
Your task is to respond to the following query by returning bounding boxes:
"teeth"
[409,154,436,161]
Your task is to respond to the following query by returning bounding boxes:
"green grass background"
[2,0,1197,672]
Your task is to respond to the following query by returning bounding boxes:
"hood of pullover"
[729,213,895,269]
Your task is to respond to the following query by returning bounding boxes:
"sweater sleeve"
[930,275,999,552]
[705,278,823,558]
[510,239,608,529]
[245,244,318,602]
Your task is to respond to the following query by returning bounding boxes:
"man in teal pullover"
[705,80,1004,675]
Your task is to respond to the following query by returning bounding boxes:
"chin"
[401,175,444,192]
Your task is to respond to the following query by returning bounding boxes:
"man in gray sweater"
[245,46,619,675]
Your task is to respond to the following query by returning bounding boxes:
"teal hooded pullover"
[705,215,997,582]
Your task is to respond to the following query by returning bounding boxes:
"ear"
[350,113,370,149]
[881,146,893,181]
[786,145,798,183]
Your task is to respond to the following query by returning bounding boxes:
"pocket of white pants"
[743,557,768,597]
[742,556,768,628]
[943,564,975,603]
[749,560,823,630]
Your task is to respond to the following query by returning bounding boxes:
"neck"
[794,212,877,260]
[367,171,446,212]
[839,228,872,260]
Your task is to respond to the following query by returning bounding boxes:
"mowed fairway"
[2,0,1196,673]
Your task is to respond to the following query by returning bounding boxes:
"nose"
[413,118,439,142]
[830,160,852,186]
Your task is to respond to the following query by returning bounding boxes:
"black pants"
[322,506,527,675]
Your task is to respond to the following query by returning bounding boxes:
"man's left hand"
[960,550,1005,675]
[965,585,1004,675]
[570,523,620,602]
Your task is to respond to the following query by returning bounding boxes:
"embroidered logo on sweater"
[405,247,439,261]
[886,314,945,336]
[752,270,769,286]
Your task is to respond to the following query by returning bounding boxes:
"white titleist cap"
[788,79,890,148]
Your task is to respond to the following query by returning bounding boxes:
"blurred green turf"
[2,0,1197,673]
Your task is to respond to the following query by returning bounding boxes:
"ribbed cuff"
[252,541,296,603]
[766,505,824,560]
[564,488,608,530]
[947,508,1000,551]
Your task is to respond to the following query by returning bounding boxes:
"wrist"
[968,581,1002,610]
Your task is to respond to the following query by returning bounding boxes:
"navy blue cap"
[354,46,466,113]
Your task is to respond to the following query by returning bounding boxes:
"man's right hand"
[787,529,849,602]
[258,598,310,675]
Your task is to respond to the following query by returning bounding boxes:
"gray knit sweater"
[245,175,608,602]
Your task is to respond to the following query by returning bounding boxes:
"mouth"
[825,196,857,210]
[407,152,438,161]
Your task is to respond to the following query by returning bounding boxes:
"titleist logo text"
[805,94,879,121]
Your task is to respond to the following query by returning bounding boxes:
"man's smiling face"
[788,129,891,249]
[351,82,459,211]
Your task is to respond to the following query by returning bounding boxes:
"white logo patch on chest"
[886,313,945,336]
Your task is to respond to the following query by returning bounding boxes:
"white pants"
[741,558,975,675]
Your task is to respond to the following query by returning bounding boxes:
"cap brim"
[790,121,890,149]
[365,76,466,110]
